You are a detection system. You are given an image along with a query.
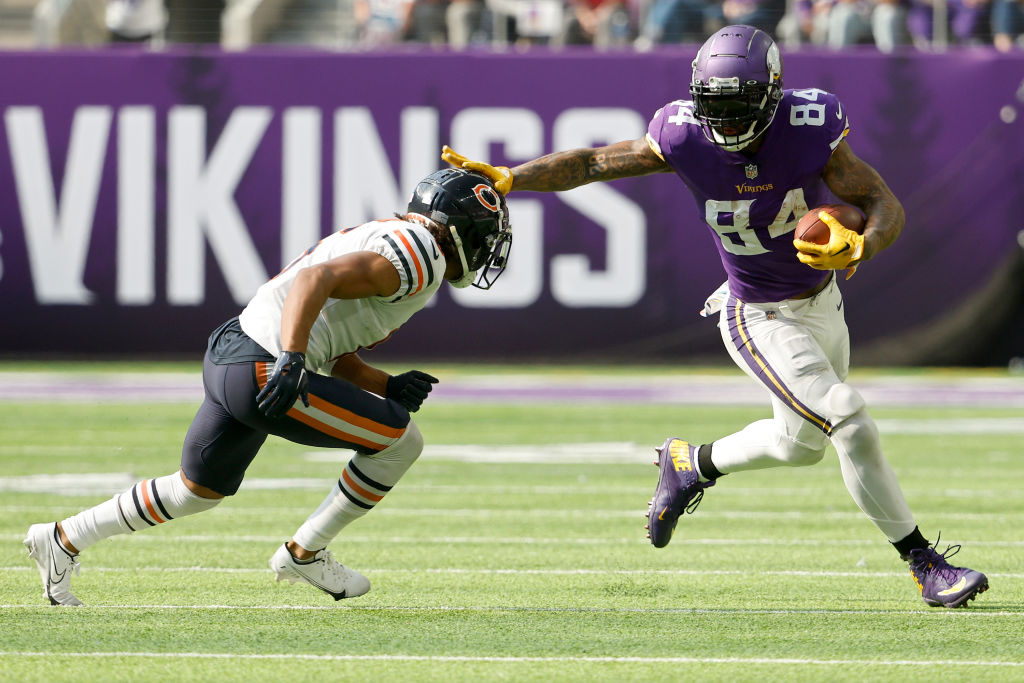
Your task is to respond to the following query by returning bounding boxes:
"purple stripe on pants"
[726,296,834,436]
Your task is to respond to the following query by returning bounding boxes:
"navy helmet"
[407,168,512,289]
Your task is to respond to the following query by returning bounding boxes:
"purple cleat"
[645,437,715,548]
[907,539,988,608]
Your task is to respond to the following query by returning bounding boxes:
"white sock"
[293,422,423,551]
[61,471,221,551]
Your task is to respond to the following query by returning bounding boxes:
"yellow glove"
[441,145,513,195]
[794,211,865,280]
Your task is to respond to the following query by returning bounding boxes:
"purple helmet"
[690,25,783,151]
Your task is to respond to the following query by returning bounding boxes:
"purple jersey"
[647,88,850,302]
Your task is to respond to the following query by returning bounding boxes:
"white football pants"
[708,275,917,542]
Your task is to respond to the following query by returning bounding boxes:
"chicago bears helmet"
[407,168,512,289]
[690,25,783,152]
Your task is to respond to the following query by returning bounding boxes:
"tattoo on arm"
[510,139,669,192]
[824,141,906,261]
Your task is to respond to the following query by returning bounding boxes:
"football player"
[24,168,512,606]
[442,25,988,608]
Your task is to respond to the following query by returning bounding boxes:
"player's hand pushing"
[794,211,865,279]
[257,351,310,417]
[386,370,439,412]
[441,146,513,195]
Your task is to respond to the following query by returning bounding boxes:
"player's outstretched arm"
[442,138,670,195]
[822,140,905,263]
[509,138,670,192]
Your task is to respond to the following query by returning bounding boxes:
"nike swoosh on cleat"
[938,577,969,596]
[48,554,66,586]
[293,569,348,600]
[658,507,668,521]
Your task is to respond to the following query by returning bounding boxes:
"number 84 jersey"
[646,88,850,303]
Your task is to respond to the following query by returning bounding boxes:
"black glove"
[256,351,310,418]
[386,370,439,412]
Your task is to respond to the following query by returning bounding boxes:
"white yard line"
[4,484,1024,499]
[3,508,1024,521]
[0,651,1022,667]
[4,532,1024,549]
[1,604,1022,618]
[3,565,1023,579]
[2,371,1024,408]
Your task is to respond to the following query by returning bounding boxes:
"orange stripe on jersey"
[307,394,406,440]
[341,468,384,503]
[140,479,166,524]
[395,231,425,295]
[286,407,390,451]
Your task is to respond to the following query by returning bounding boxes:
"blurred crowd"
[92,0,1024,52]
[348,0,1024,51]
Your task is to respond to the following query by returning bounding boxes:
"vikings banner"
[0,48,1022,361]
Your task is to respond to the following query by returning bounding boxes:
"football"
[794,204,865,245]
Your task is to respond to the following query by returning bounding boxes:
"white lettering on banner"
[447,107,646,308]
[449,107,544,308]
[550,108,645,307]
[448,199,545,308]
[117,107,155,305]
[402,107,441,309]
[167,106,272,305]
[400,107,440,207]
[4,102,650,311]
[335,107,438,231]
[450,107,545,166]
[6,106,110,304]
[282,107,321,267]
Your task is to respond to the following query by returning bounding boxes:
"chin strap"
[446,223,477,288]
[425,209,478,288]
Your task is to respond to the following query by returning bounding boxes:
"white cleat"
[269,543,370,601]
[24,523,83,606]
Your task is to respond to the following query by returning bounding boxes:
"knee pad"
[832,407,882,458]
[373,420,423,465]
[348,420,424,490]
[823,383,866,424]
[825,386,881,459]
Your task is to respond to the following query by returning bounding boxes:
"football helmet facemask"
[690,25,783,152]
[407,168,512,289]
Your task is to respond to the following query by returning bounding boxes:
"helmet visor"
[693,90,766,128]
[690,82,778,150]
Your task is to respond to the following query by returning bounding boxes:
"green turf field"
[1,365,1022,682]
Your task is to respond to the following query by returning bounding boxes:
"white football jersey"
[238,217,446,375]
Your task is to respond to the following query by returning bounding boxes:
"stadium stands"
[1,0,1020,51]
